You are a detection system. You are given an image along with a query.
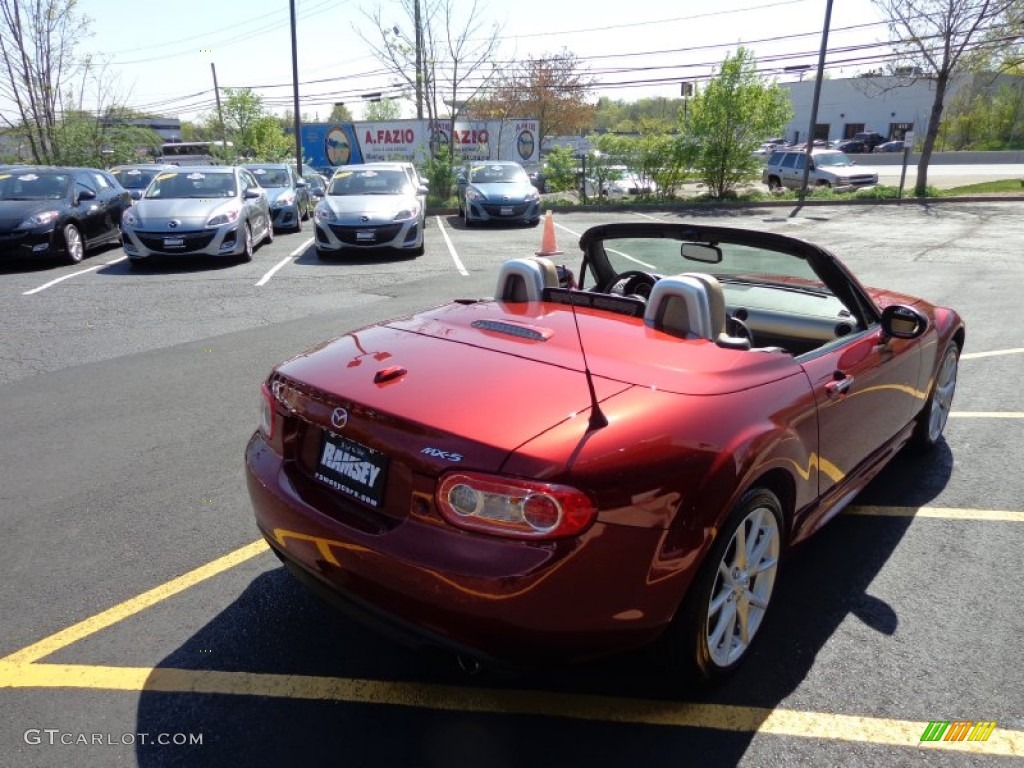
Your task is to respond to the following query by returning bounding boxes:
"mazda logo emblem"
[330,407,348,429]
[168,220,179,228]
[360,215,369,222]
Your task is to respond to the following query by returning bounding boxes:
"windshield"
[328,169,410,196]
[144,171,237,199]
[249,168,290,187]
[0,171,70,200]
[595,237,832,295]
[814,153,853,168]
[469,164,528,184]
[111,168,160,189]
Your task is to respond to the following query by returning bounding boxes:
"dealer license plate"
[356,230,376,242]
[314,431,389,509]
[163,237,184,247]
[500,206,513,216]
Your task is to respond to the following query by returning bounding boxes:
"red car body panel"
[246,224,964,667]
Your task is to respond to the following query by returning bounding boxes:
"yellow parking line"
[1,540,268,664]
[949,411,1024,418]
[0,661,1019,757]
[848,506,1024,522]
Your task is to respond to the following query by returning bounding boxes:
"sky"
[64,0,894,123]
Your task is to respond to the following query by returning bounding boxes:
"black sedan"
[0,166,131,265]
[836,140,867,154]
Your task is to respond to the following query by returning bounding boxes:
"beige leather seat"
[495,256,560,302]
[682,272,751,350]
[644,275,714,339]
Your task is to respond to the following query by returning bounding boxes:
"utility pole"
[799,0,833,199]
[414,0,424,119]
[289,0,303,174]
[210,63,228,155]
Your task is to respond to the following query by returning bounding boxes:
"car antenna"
[567,289,608,431]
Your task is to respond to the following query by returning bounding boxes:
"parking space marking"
[849,505,1024,522]
[949,411,1024,418]
[0,661,1020,757]
[20,254,129,295]
[255,237,313,286]
[961,348,1024,360]
[554,220,583,239]
[1,540,268,665]
[434,216,468,276]
[2,502,1020,756]
[21,254,129,296]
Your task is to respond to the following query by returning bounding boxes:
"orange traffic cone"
[536,210,563,256]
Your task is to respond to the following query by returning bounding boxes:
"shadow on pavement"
[136,442,952,767]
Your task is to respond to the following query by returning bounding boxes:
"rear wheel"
[767,176,782,192]
[911,341,959,451]
[662,488,782,683]
[63,224,84,264]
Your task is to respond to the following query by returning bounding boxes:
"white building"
[781,73,1024,145]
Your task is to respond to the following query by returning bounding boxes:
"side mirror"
[244,188,262,199]
[296,179,308,188]
[77,188,96,202]
[417,184,429,195]
[880,304,928,340]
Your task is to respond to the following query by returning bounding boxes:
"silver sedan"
[120,166,273,267]
[314,165,426,258]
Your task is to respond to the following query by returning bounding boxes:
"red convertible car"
[245,223,963,682]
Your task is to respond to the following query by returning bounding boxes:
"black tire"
[293,211,303,233]
[767,176,782,192]
[315,247,328,260]
[463,207,473,228]
[62,223,84,264]
[239,223,253,262]
[661,488,783,684]
[910,341,960,452]
[264,217,274,246]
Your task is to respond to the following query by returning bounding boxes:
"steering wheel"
[600,270,658,297]
[727,314,754,344]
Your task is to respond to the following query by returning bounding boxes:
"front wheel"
[239,223,253,262]
[662,488,783,683]
[63,224,84,264]
[767,176,782,192]
[911,341,959,451]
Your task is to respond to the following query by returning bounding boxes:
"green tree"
[203,88,291,161]
[328,103,354,122]
[53,109,161,167]
[364,98,402,121]
[542,145,581,193]
[682,47,790,197]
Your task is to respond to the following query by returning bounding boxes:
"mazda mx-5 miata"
[245,222,963,682]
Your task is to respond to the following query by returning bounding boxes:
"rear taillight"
[258,381,275,441]
[436,472,596,540]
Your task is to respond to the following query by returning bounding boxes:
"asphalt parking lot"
[1,201,1022,767]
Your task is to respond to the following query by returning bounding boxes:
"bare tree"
[0,0,87,163]
[873,0,1024,193]
[359,0,502,160]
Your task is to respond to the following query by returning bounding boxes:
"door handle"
[825,375,854,398]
